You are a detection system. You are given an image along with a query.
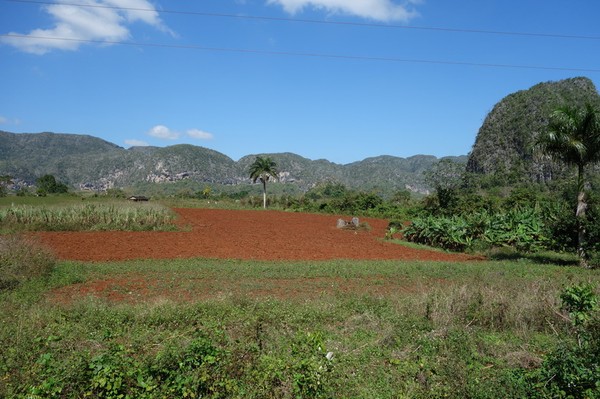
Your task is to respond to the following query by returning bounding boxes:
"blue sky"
[1,0,599,164]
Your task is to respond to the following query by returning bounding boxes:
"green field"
[0,197,177,233]
[1,252,599,398]
[1,195,599,398]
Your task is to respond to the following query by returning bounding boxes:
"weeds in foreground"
[525,283,600,398]
[0,235,55,290]
[1,258,598,398]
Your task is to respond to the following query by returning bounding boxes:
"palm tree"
[537,103,600,267]
[248,156,278,209]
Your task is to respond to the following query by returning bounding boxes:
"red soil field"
[37,208,477,263]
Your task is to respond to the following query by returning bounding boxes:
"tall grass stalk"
[0,203,177,232]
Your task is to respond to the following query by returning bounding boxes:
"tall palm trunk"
[576,163,589,268]
[248,156,277,210]
[262,178,267,209]
[538,104,600,268]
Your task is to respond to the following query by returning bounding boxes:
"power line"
[3,33,600,73]
[4,0,600,41]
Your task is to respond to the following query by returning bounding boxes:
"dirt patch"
[49,274,448,305]
[37,208,479,262]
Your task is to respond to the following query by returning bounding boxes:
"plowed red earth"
[41,208,480,304]
[37,208,477,262]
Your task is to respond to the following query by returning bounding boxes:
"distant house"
[128,195,149,202]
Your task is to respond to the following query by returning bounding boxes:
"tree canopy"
[537,103,600,267]
[249,156,278,209]
[36,174,69,195]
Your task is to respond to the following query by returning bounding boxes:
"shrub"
[385,226,399,240]
[36,174,69,195]
[560,283,599,327]
[543,200,578,251]
[538,335,600,399]
[28,332,236,398]
[290,331,334,398]
[589,251,600,269]
[529,285,600,398]
[0,235,56,290]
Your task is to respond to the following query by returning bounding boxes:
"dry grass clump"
[0,235,56,290]
[420,281,563,333]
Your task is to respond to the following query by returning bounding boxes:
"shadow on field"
[489,250,579,266]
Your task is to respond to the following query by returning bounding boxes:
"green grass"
[0,193,106,207]
[384,237,455,253]
[1,254,599,398]
[158,196,250,210]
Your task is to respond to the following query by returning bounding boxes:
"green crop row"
[0,203,177,232]
[401,207,548,252]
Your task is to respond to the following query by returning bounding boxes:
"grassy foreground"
[1,254,599,398]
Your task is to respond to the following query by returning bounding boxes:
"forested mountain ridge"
[0,130,463,193]
[6,76,595,194]
[466,77,600,183]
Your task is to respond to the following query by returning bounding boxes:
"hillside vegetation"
[467,77,600,183]
[0,130,463,195]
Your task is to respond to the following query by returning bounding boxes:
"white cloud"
[148,125,179,140]
[1,0,173,54]
[0,115,20,125]
[103,0,175,35]
[125,139,149,146]
[186,129,214,140]
[266,0,420,21]
[146,125,214,141]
